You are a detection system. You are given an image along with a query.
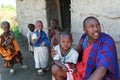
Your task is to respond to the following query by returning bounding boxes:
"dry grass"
[0,5,21,38]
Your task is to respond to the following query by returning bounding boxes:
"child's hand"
[38,31,41,38]
[62,65,69,72]
[51,47,57,58]
[2,41,7,46]
[3,40,11,46]
[71,63,77,73]
[40,42,45,46]
[6,39,12,45]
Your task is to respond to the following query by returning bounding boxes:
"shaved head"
[60,31,73,41]
[83,16,100,28]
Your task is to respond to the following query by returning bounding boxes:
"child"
[27,24,35,55]
[52,31,79,80]
[32,20,51,75]
[48,19,61,47]
[0,21,27,74]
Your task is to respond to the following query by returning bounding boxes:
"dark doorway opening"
[59,0,71,31]
[46,0,71,31]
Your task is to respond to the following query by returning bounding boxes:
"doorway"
[59,0,71,31]
[46,0,71,31]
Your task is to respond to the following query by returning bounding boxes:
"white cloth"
[53,45,79,64]
[64,64,74,80]
[27,31,34,52]
[34,46,49,68]
[32,33,38,40]
[31,32,45,46]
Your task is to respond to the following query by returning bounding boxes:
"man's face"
[84,18,101,42]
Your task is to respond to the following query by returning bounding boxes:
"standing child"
[0,21,27,74]
[32,20,51,75]
[27,24,35,55]
[52,31,79,80]
[48,19,61,47]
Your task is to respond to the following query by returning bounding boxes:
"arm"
[5,31,15,45]
[54,60,63,68]
[27,32,31,45]
[88,66,107,80]
[32,31,41,43]
[48,28,53,39]
[76,40,82,54]
[9,30,15,40]
[54,60,69,72]
[51,48,57,58]
[76,39,83,62]
[0,38,2,46]
[43,31,51,47]
[34,32,41,43]
[90,36,118,79]
[0,34,3,45]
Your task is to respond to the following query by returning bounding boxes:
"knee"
[52,64,67,80]
[52,64,59,75]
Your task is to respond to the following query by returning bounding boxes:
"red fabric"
[53,31,58,46]
[66,64,81,80]
[73,72,82,80]
[76,43,93,79]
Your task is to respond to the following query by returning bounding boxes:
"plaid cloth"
[80,32,119,80]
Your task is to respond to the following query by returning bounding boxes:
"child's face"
[60,36,72,51]
[50,21,57,29]
[35,22,43,31]
[29,26,34,32]
[1,25,9,32]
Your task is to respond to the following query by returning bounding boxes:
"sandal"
[10,69,15,75]
[21,65,28,69]
[37,69,44,75]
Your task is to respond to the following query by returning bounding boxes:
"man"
[52,16,119,80]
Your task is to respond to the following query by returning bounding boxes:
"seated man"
[52,16,120,80]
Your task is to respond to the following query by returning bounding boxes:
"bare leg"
[52,64,67,80]
[19,60,28,69]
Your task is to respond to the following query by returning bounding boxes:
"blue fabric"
[34,30,51,47]
[81,32,119,80]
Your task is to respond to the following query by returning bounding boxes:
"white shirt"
[27,31,34,44]
[53,45,79,64]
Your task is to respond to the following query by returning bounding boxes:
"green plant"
[11,25,21,39]
[0,5,16,11]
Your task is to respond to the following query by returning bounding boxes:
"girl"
[32,20,50,75]
[27,23,35,55]
[52,31,79,80]
[0,21,27,74]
